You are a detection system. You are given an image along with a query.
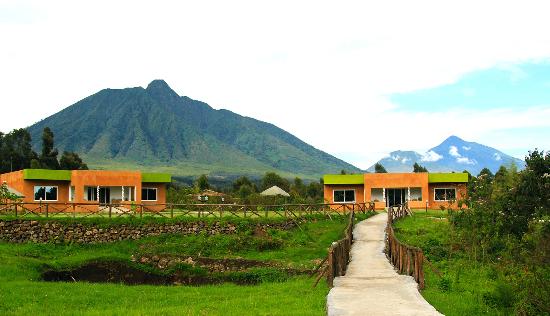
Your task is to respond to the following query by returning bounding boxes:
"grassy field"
[0,214,371,315]
[393,210,513,315]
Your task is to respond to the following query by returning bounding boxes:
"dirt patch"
[42,259,311,286]
[42,261,170,285]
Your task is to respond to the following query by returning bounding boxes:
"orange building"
[323,173,468,210]
[0,169,171,205]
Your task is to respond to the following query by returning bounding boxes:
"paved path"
[327,213,442,316]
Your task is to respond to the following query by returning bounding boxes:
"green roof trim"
[142,173,172,183]
[323,174,364,185]
[23,169,72,181]
[428,173,469,183]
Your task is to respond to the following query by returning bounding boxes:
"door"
[386,188,406,207]
[99,187,111,204]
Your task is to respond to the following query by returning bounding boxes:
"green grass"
[0,277,326,316]
[393,210,512,315]
[0,214,373,315]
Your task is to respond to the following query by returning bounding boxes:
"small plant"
[437,276,452,292]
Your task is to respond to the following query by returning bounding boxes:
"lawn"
[0,213,372,315]
[393,210,513,316]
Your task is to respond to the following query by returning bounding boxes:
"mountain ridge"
[26,80,361,179]
[367,135,525,174]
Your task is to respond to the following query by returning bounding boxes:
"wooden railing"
[312,202,376,287]
[0,202,370,219]
[385,202,425,289]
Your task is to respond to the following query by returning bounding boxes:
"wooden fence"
[385,202,425,289]
[0,201,373,219]
[312,202,376,287]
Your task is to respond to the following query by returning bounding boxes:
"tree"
[39,127,60,169]
[374,163,387,173]
[196,174,210,191]
[232,176,255,192]
[413,162,428,173]
[261,172,290,192]
[59,151,88,170]
[0,182,19,203]
[340,169,347,175]
[0,129,38,173]
[290,177,306,197]
[238,184,254,200]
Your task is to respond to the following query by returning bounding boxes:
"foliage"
[449,150,550,314]
[59,151,88,170]
[413,162,428,172]
[374,162,387,173]
[0,183,20,203]
[261,172,290,192]
[39,127,60,169]
[0,127,88,173]
[0,129,38,173]
[196,174,210,191]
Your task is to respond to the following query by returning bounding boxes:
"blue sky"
[390,62,550,111]
[387,62,550,159]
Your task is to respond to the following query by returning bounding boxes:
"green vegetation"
[394,150,549,315]
[26,80,360,179]
[374,163,387,173]
[412,162,428,173]
[167,172,324,205]
[0,127,87,173]
[0,214,371,315]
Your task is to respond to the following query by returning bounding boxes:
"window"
[142,187,157,201]
[434,188,456,201]
[333,189,355,203]
[34,186,58,201]
[86,187,97,201]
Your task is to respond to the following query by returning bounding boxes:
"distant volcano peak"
[145,79,180,102]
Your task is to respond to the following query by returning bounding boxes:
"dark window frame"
[434,188,456,201]
[33,186,58,201]
[333,189,356,203]
[142,187,158,201]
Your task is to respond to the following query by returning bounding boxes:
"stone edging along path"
[327,212,442,316]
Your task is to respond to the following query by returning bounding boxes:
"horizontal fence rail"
[385,202,425,289]
[0,202,372,219]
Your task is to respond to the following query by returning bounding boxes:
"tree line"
[449,150,549,314]
[0,127,87,173]
[167,172,324,205]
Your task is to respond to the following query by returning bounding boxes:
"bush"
[482,281,515,308]
[437,276,452,292]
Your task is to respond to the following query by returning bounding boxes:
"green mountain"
[27,80,360,179]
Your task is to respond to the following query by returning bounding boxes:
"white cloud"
[449,146,461,157]
[462,146,471,151]
[401,157,410,164]
[421,150,443,162]
[0,1,550,169]
[457,157,477,165]
[493,153,502,161]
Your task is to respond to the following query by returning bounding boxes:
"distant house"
[0,169,171,204]
[323,173,468,210]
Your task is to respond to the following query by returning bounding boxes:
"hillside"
[27,80,360,179]
[367,136,525,174]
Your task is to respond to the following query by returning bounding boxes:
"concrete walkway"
[327,213,442,316]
